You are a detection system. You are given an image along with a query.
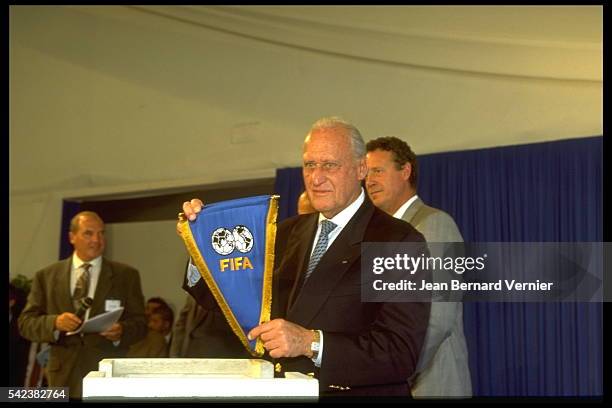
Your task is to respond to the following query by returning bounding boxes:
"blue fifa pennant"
[178,195,278,356]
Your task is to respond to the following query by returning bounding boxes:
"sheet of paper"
[67,307,124,336]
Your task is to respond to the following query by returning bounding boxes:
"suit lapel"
[57,258,76,313]
[402,196,424,223]
[284,214,318,311]
[287,199,375,327]
[91,259,113,316]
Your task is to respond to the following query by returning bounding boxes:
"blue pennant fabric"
[179,195,278,356]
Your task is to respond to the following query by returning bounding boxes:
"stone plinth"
[82,358,318,400]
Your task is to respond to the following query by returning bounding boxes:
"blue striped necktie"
[303,220,337,285]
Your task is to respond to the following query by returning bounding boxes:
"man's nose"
[311,168,327,185]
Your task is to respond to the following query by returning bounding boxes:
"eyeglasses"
[303,161,342,174]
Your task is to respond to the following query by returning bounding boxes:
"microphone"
[75,297,93,322]
[58,297,93,342]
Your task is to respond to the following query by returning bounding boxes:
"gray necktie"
[73,263,91,309]
[303,220,337,285]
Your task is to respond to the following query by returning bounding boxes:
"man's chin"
[369,196,383,207]
[86,252,102,260]
[311,201,332,214]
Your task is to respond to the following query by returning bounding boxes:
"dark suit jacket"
[18,256,147,399]
[273,197,430,396]
[185,196,430,397]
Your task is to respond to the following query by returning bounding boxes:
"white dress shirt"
[311,188,366,256]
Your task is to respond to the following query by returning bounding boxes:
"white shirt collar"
[393,194,419,219]
[72,253,102,270]
[317,188,366,228]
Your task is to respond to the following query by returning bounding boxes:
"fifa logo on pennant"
[211,225,255,272]
[211,225,254,255]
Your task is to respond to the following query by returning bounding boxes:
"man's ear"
[401,163,412,182]
[357,158,368,180]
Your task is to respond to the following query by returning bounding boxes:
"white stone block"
[82,358,318,401]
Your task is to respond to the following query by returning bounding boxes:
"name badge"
[105,299,121,312]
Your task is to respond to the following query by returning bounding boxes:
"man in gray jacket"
[365,136,472,398]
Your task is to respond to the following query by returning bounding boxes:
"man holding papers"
[19,211,147,399]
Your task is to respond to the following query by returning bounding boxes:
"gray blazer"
[402,197,472,397]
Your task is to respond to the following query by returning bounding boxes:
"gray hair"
[307,116,366,160]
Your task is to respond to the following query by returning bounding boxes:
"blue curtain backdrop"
[274,167,305,222]
[273,135,602,396]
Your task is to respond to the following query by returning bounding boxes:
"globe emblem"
[211,228,235,255]
[233,225,254,253]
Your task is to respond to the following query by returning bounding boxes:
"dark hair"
[366,136,418,188]
[147,297,169,307]
[151,303,174,327]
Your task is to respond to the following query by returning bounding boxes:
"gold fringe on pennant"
[256,195,279,355]
[178,196,279,358]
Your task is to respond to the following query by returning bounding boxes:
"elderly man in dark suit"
[180,117,430,397]
[19,211,147,400]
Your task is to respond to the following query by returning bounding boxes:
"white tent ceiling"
[10,5,601,198]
